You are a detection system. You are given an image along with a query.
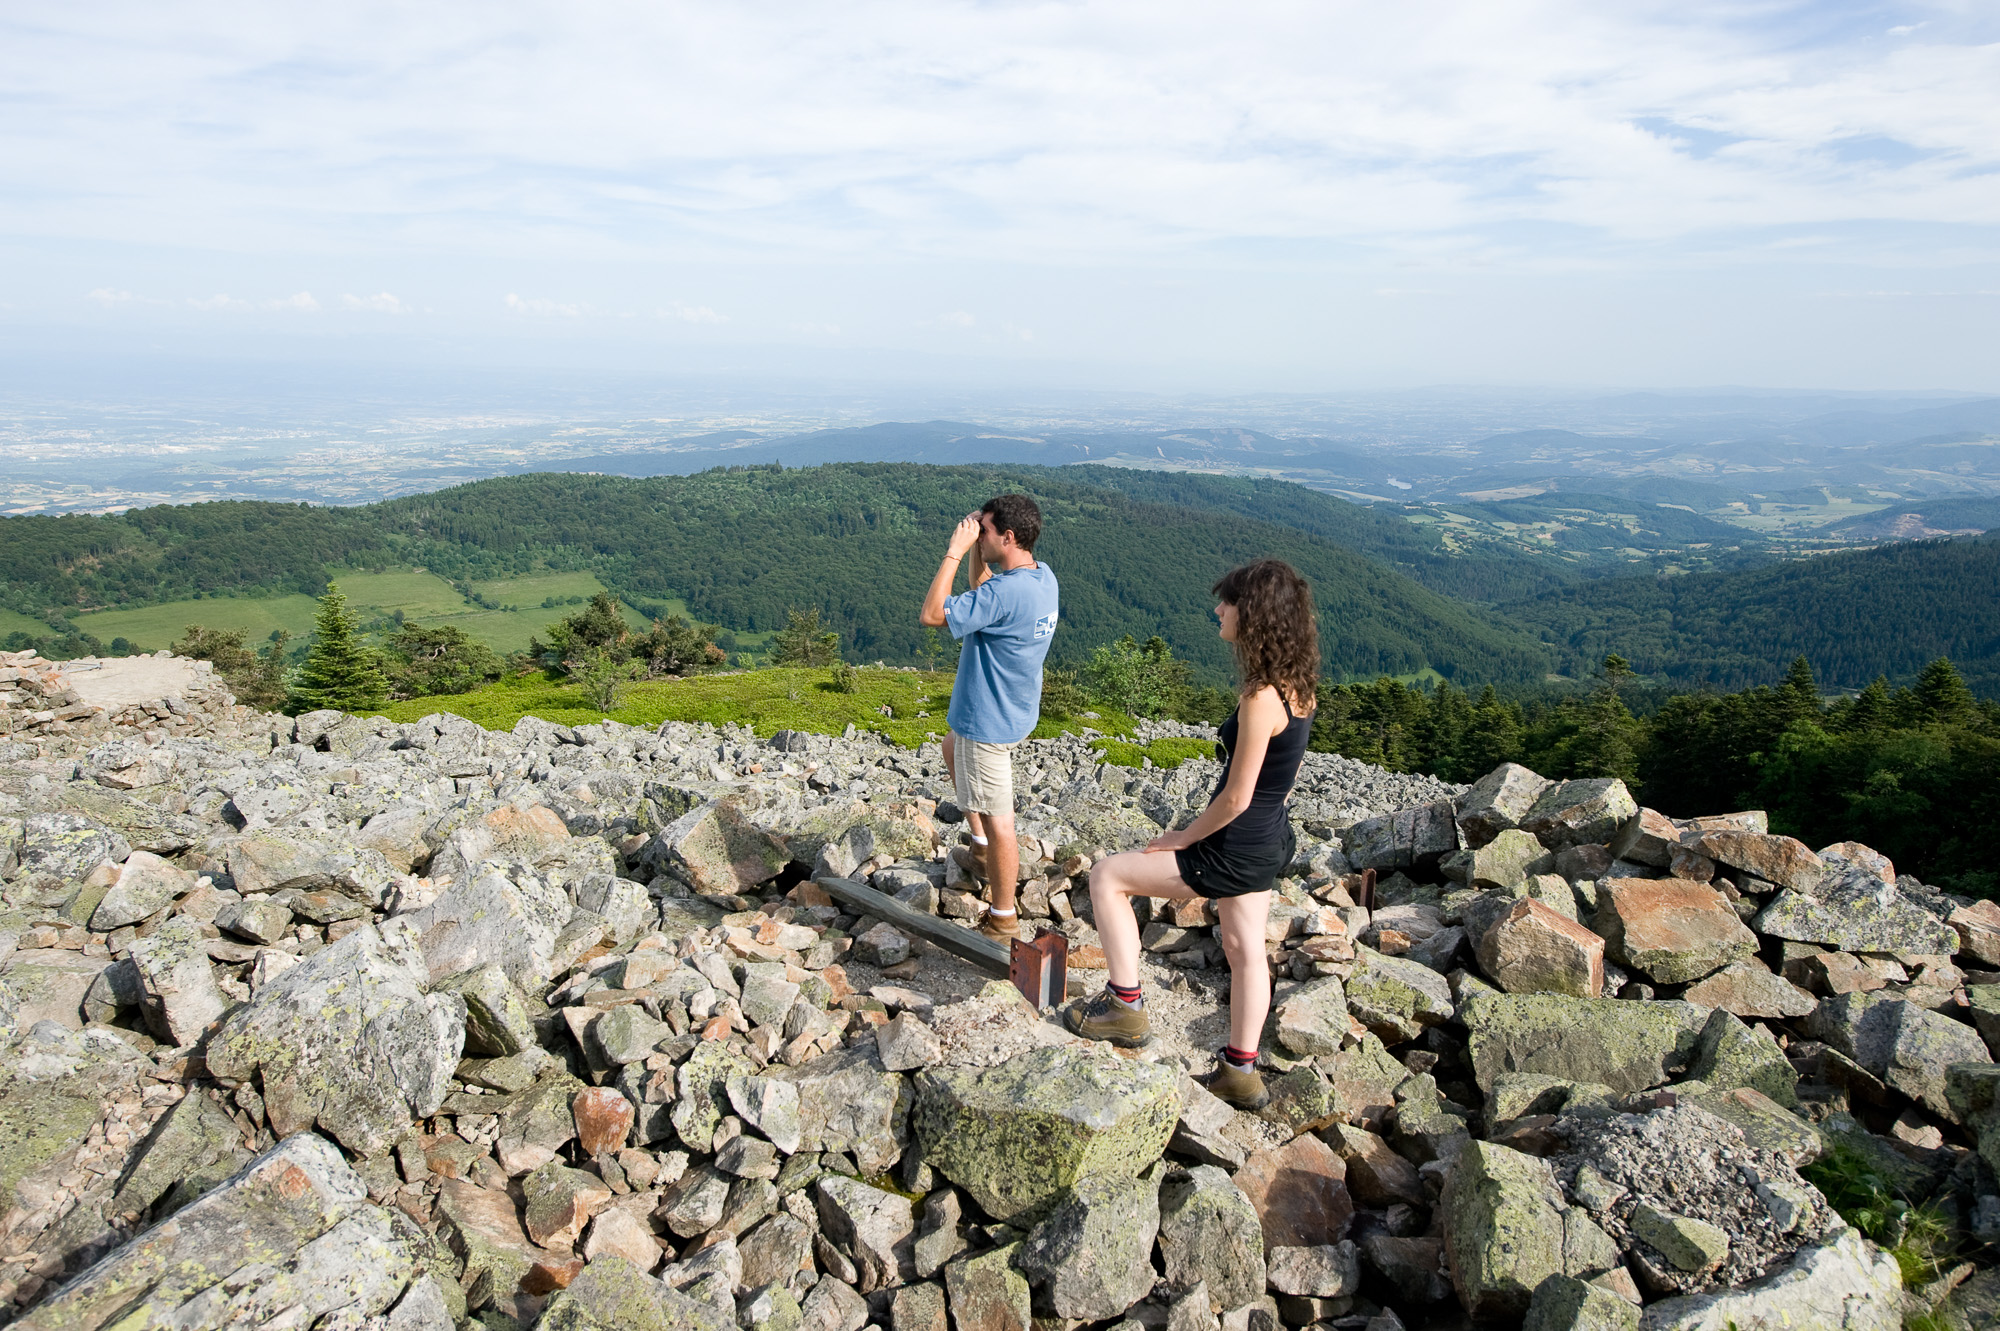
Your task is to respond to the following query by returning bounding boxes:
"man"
[918,493,1059,941]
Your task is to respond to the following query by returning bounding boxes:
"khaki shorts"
[949,732,1018,816]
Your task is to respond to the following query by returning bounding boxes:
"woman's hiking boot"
[1062,986,1151,1048]
[1201,1055,1270,1111]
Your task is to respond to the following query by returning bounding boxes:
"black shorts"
[1174,822,1297,900]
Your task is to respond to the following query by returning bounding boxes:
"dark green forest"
[1499,532,2000,693]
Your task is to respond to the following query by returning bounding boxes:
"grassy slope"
[380,665,1162,753]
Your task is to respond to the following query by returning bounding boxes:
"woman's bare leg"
[1213,892,1274,1052]
[1085,849,1197,990]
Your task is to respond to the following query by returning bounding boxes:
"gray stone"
[8,949,111,1031]
[1461,991,1710,1094]
[1361,1234,1453,1306]
[215,895,294,945]
[592,1002,672,1064]
[1518,779,1637,850]
[1637,1228,1901,1330]
[728,1074,805,1155]
[1273,976,1348,1057]
[943,1242,1031,1331]
[433,962,535,1057]
[1439,1140,1566,1321]
[1450,827,1548,890]
[206,919,465,1154]
[1265,1242,1360,1298]
[1681,959,1817,1020]
[1688,1008,1800,1110]
[573,871,653,944]
[111,1087,250,1218]
[1158,1165,1267,1312]
[740,1213,815,1290]
[1522,1273,1638,1331]
[852,922,911,968]
[21,811,125,881]
[1455,763,1552,848]
[777,1043,909,1175]
[799,1271,870,1331]
[675,1039,759,1152]
[1017,1166,1163,1319]
[0,1023,149,1212]
[1811,990,1991,1121]
[741,961,802,1027]
[642,799,791,896]
[913,1043,1180,1224]
[1753,864,1958,955]
[89,850,193,930]
[1343,946,1453,1043]
[815,1173,914,1294]
[1629,1201,1729,1272]
[1171,1074,1248,1169]
[400,866,570,988]
[128,914,230,1046]
[876,1011,944,1071]
[912,1186,968,1280]
[1343,800,1459,873]
[222,828,396,905]
[534,1253,732,1331]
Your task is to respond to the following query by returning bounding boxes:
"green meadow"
[71,568,646,655]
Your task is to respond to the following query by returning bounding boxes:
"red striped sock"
[1108,981,1142,1007]
[1222,1045,1258,1069]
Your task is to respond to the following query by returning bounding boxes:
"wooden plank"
[815,875,1011,975]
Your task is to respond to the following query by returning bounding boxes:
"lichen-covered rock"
[1752,864,1958,955]
[18,1134,433,1331]
[815,1174,915,1294]
[776,1044,908,1175]
[1807,990,1989,1121]
[1446,826,1548,889]
[88,851,193,931]
[1461,992,1709,1094]
[1157,1165,1266,1312]
[674,1039,759,1154]
[1682,830,1823,892]
[127,915,229,1046]
[1476,898,1605,997]
[401,867,572,988]
[1343,800,1458,873]
[206,918,466,1154]
[1636,1227,1901,1330]
[1524,1273,1638,1330]
[642,799,791,896]
[1687,1009,1800,1110]
[914,1044,1180,1224]
[1440,1140,1566,1321]
[1343,946,1454,1044]
[1455,763,1552,848]
[1519,779,1637,850]
[1016,1165,1163,1320]
[19,811,126,881]
[943,1242,1031,1331]
[1592,879,1756,984]
[0,1024,150,1212]
[1273,976,1348,1057]
[533,1252,732,1331]
[222,828,399,905]
[5,950,110,1031]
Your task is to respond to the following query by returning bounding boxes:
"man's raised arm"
[919,513,983,627]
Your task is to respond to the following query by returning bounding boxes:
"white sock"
[967,834,989,846]
[987,906,1016,917]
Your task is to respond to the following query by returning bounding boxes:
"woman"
[1063,559,1318,1110]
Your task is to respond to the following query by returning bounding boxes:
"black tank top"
[1207,692,1313,855]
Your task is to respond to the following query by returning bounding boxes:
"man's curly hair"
[1212,559,1319,711]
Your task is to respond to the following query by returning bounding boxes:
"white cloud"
[85,287,134,304]
[506,292,583,317]
[341,291,406,314]
[661,301,726,324]
[268,290,320,312]
[187,293,250,312]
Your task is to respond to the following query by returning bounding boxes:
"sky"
[3,1,1998,393]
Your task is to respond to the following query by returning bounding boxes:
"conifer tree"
[289,584,388,714]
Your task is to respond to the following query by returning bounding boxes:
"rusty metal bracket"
[1008,929,1069,1011]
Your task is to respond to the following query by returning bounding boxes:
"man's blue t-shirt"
[944,562,1060,744]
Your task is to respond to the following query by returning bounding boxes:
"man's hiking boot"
[977,909,1019,943]
[1201,1056,1269,1111]
[950,845,987,883]
[1062,986,1151,1048]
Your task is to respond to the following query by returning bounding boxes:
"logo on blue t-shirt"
[1033,612,1057,639]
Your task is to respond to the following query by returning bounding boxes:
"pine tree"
[289,584,388,714]
[1912,658,1977,725]
[771,607,840,668]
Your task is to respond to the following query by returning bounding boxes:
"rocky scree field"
[0,647,1995,1330]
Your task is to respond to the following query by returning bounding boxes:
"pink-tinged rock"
[1950,900,2000,967]
[1232,1132,1354,1249]
[1800,951,1890,996]
[572,1086,636,1156]
[523,1161,613,1249]
[582,1207,663,1271]
[1682,959,1817,1019]
[1593,878,1757,984]
[1668,845,1716,881]
[1609,808,1680,868]
[1819,841,1895,886]
[1677,811,1768,836]
[1685,830,1823,891]
[1474,899,1605,998]
[1324,1123,1426,1207]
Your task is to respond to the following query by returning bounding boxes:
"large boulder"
[776,1044,909,1176]
[1518,779,1637,850]
[1273,976,1349,1057]
[1637,1227,1902,1331]
[1157,1165,1267,1312]
[642,800,791,896]
[1461,992,1710,1095]
[1683,829,1823,892]
[1681,959,1816,1020]
[222,829,398,906]
[1446,827,1548,890]
[5,949,111,1031]
[0,1024,150,1213]
[88,850,194,931]
[1688,1008,1801,1111]
[400,867,572,988]
[1343,801,1458,873]
[1592,879,1757,985]
[19,811,126,881]
[206,919,466,1154]
[1016,1165,1163,1320]
[17,1134,442,1331]
[1475,898,1605,998]
[1343,946,1454,1044]
[1807,991,1989,1121]
[912,1044,1180,1224]
[1440,1141,1566,1321]
[1455,763,1552,848]
[1231,1132,1354,1249]
[1752,865,1958,955]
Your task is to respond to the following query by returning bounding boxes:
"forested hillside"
[0,464,1553,684]
[1504,532,2000,692]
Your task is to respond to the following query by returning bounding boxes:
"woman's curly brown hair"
[1213,559,1319,712]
